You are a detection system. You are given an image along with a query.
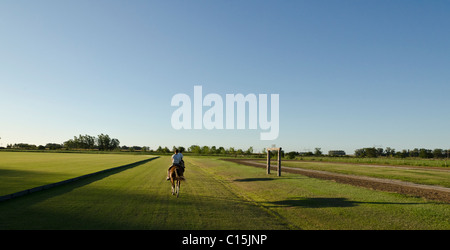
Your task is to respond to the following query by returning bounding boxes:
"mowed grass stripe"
[192,157,450,230]
[277,160,450,188]
[0,157,158,202]
[0,156,289,229]
[0,152,152,196]
[1,155,448,229]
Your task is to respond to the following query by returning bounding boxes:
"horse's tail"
[174,166,185,181]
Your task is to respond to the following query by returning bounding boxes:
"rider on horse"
[166,148,184,180]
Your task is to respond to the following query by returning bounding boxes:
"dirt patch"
[223,159,450,203]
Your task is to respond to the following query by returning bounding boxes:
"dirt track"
[223,159,450,203]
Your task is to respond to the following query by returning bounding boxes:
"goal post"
[267,147,282,176]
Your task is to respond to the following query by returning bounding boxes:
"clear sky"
[1,0,449,154]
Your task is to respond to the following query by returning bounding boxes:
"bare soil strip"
[223,159,450,203]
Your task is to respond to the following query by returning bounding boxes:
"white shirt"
[172,153,183,164]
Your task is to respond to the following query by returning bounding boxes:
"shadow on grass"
[267,197,423,208]
[234,178,277,182]
[233,177,306,182]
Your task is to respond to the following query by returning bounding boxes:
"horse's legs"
[171,180,175,195]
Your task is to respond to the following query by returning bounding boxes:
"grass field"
[263,160,450,188]
[0,152,152,196]
[0,153,449,229]
[290,156,450,168]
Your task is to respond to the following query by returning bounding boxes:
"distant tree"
[354,147,378,158]
[314,148,322,156]
[218,147,226,154]
[13,143,37,150]
[302,151,314,156]
[45,143,62,150]
[189,145,201,154]
[410,148,419,157]
[162,147,170,154]
[201,146,210,155]
[402,149,410,158]
[63,139,75,149]
[365,147,378,158]
[246,146,254,155]
[419,148,432,158]
[376,148,384,157]
[433,148,444,158]
[63,134,102,150]
[354,148,365,157]
[72,134,95,149]
[97,134,111,151]
[394,149,409,158]
[385,147,395,157]
[210,146,217,154]
[83,135,96,149]
[286,151,298,159]
[97,134,120,151]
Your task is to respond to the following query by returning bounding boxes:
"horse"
[168,164,185,197]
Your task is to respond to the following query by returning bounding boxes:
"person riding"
[166,148,184,180]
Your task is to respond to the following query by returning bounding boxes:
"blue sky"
[1,0,449,154]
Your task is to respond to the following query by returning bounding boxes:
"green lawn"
[262,160,450,188]
[0,155,287,229]
[0,155,448,229]
[0,151,152,196]
[196,158,449,230]
[288,156,450,168]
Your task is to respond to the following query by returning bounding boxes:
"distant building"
[328,150,346,156]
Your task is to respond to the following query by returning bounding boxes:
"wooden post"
[277,147,282,177]
[267,147,282,176]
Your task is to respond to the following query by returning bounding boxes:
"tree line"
[354,147,450,159]
[4,141,258,156]
[5,134,122,151]
[158,145,256,156]
[64,134,120,151]
[4,139,448,160]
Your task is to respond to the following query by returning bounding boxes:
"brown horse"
[168,165,185,197]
